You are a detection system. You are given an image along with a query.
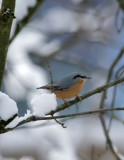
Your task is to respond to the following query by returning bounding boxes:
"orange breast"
[54,78,84,99]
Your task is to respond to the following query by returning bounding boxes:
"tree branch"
[0,113,17,132]
[100,115,121,160]
[10,0,44,43]
[99,48,124,160]
[1,107,124,134]
[100,47,124,109]
[117,0,124,11]
[108,66,124,132]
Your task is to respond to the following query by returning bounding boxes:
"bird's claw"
[63,100,70,107]
[76,95,82,102]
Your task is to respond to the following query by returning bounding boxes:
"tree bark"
[0,0,16,89]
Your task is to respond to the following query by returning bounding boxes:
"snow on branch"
[0,76,124,134]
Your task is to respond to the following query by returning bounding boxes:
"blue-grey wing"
[38,73,78,90]
[52,76,76,90]
[40,77,76,90]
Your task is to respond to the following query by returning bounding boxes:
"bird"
[37,72,91,104]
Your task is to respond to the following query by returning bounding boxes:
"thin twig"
[117,69,124,79]
[115,0,124,32]
[44,58,53,93]
[100,115,121,160]
[100,47,124,109]
[99,49,124,160]
[107,84,117,132]
[115,7,123,33]
[108,66,124,132]
[52,115,67,128]
[91,146,95,160]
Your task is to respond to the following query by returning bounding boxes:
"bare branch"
[10,0,44,43]
[47,76,124,115]
[1,106,124,134]
[100,115,121,160]
[115,6,124,33]
[44,58,54,93]
[99,48,124,160]
[52,115,67,128]
[100,47,124,109]
[0,113,17,132]
[117,68,124,78]
[117,0,124,11]
[108,66,124,131]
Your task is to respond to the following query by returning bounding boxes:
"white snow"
[31,92,57,117]
[5,28,47,101]
[15,0,36,21]
[6,110,32,128]
[5,92,57,128]
[0,92,18,121]
[0,124,79,160]
[119,154,124,160]
[113,144,124,160]
[1,115,124,160]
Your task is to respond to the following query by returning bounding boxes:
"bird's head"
[71,73,91,84]
[73,73,91,80]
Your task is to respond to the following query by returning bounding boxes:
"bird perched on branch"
[37,72,91,103]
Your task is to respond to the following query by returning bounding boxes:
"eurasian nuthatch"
[37,72,91,102]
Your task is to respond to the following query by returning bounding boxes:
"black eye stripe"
[82,76,86,78]
[73,75,86,79]
[73,75,80,79]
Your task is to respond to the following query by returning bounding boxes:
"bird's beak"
[86,77,91,79]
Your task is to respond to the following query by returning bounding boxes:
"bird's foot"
[63,99,70,107]
[76,95,82,102]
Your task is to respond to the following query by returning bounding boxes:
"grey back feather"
[42,72,82,90]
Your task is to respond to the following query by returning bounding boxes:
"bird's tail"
[37,86,50,90]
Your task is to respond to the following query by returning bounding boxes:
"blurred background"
[0,0,124,160]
